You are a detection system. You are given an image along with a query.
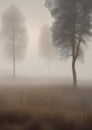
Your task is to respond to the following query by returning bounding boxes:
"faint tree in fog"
[46,0,92,87]
[39,24,53,60]
[1,4,27,78]
[39,24,55,72]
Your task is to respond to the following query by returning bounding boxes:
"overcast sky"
[0,0,92,83]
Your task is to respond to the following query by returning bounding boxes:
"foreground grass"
[0,85,92,129]
[0,106,92,130]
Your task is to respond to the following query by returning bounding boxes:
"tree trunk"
[72,59,77,87]
[13,36,16,79]
[13,58,15,79]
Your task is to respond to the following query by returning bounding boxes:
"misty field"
[0,84,92,130]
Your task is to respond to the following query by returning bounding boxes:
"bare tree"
[46,0,92,87]
[1,4,28,78]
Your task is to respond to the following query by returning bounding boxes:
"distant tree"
[39,24,55,72]
[1,4,27,78]
[39,24,54,60]
[46,0,92,87]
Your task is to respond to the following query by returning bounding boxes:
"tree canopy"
[1,4,28,77]
[1,4,28,61]
[46,0,92,86]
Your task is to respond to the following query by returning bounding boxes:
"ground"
[0,84,92,130]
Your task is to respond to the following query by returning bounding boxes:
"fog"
[0,0,92,84]
[0,1,92,129]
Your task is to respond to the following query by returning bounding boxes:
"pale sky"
[0,0,92,83]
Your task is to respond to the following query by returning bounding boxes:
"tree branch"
[75,33,81,60]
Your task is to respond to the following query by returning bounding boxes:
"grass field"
[0,84,92,130]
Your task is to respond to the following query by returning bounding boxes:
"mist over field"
[0,0,92,130]
[0,0,91,84]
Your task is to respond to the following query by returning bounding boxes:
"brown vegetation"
[0,85,92,130]
[0,107,92,130]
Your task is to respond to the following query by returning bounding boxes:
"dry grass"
[0,106,91,130]
[0,85,92,129]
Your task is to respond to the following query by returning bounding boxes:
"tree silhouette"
[46,0,92,87]
[1,4,28,78]
[39,24,54,60]
[39,24,55,72]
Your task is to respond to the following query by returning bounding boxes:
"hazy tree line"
[1,4,54,79]
[46,0,92,87]
[0,1,92,87]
